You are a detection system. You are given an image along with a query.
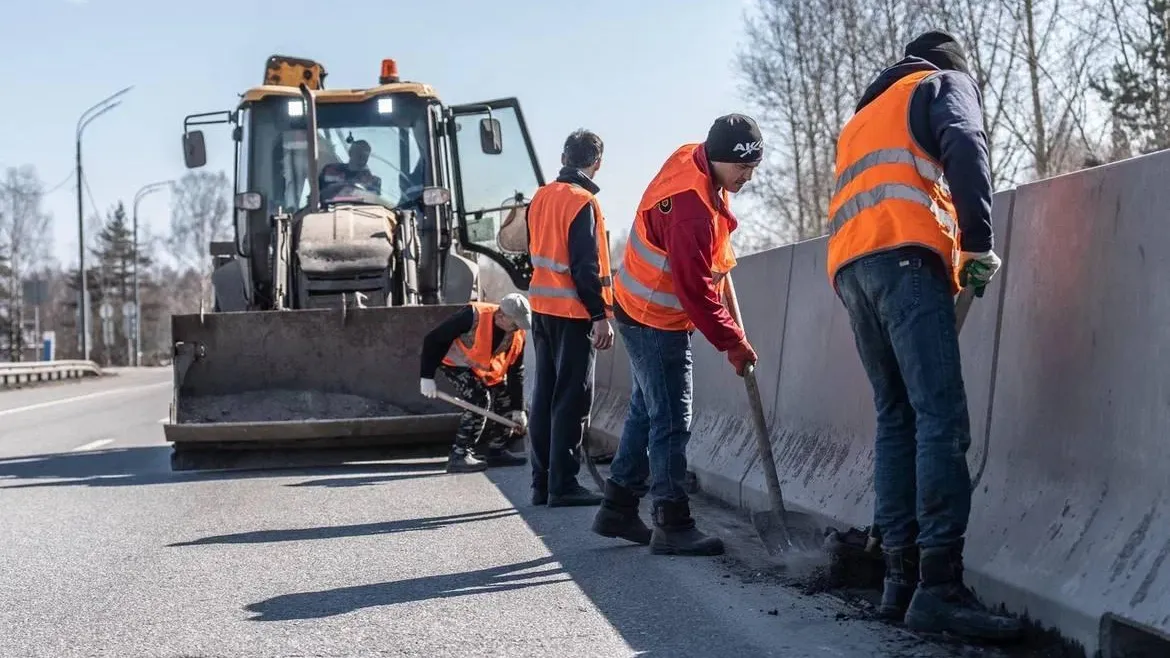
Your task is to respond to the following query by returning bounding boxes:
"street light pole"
[132,180,172,367]
[75,86,132,361]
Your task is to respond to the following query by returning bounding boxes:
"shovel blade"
[751,509,824,556]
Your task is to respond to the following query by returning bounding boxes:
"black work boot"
[445,447,487,474]
[591,479,652,545]
[878,545,919,620]
[548,482,603,507]
[478,446,527,467]
[531,477,548,506]
[904,544,1023,640]
[649,499,724,556]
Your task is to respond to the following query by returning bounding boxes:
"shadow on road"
[284,472,441,488]
[169,508,518,547]
[0,447,448,489]
[244,556,567,621]
[472,468,781,658]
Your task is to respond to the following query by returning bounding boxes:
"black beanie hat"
[905,30,970,75]
[705,114,764,164]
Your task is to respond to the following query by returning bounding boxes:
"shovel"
[721,274,821,555]
[743,362,823,555]
[435,390,526,435]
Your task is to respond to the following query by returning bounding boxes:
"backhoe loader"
[165,55,542,471]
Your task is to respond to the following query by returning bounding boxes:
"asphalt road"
[1,369,998,658]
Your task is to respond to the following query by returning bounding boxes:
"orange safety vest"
[441,302,526,386]
[826,69,961,292]
[613,143,738,332]
[527,181,613,319]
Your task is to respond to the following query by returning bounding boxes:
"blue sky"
[0,0,754,268]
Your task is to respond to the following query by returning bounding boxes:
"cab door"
[445,98,545,290]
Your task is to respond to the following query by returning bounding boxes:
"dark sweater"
[855,56,994,253]
[419,306,524,410]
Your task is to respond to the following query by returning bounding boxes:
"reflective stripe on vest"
[527,181,613,319]
[826,70,961,292]
[441,302,525,386]
[613,143,737,331]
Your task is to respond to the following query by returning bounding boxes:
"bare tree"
[0,166,53,360]
[168,170,231,305]
[737,0,939,249]
[994,0,1112,179]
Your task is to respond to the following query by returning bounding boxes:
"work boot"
[878,545,919,620]
[904,544,1023,640]
[547,483,603,507]
[477,446,527,467]
[445,448,487,474]
[591,479,652,545]
[649,499,724,556]
[531,476,548,506]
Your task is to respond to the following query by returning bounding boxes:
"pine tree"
[1093,0,1170,155]
[63,202,155,365]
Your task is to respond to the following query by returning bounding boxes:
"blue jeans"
[608,321,694,503]
[834,246,972,551]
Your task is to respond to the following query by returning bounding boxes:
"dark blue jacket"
[855,57,993,253]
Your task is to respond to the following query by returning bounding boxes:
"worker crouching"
[419,294,532,473]
[592,115,761,556]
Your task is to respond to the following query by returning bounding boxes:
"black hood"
[855,57,942,113]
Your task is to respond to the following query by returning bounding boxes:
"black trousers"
[528,312,596,495]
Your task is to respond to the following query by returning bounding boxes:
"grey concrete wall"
[589,150,1170,655]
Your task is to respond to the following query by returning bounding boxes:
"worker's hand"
[726,339,758,377]
[508,410,528,434]
[591,319,614,351]
[419,378,437,398]
[958,250,1002,298]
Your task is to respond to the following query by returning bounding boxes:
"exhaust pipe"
[299,83,321,210]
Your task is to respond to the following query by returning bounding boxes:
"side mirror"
[208,241,236,257]
[183,131,207,169]
[479,117,503,155]
[234,191,264,211]
[421,186,452,207]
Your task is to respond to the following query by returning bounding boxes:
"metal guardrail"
[0,360,104,387]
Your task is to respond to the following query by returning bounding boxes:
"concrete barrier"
[962,151,1170,655]
[590,150,1170,655]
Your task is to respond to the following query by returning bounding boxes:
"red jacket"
[616,148,745,352]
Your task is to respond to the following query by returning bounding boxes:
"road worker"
[827,30,1021,639]
[419,293,531,474]
[525,129,614,507]
[591,115,761,556]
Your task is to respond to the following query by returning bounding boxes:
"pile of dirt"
[180,389,408,423]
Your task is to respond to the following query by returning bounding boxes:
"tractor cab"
[180,55,544,311]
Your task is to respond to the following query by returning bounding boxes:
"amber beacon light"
[380,59,400,84]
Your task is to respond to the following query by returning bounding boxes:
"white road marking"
[0,381,170,419]
[157,417,169,424]
[72,439,114,452]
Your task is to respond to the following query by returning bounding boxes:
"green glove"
[958,251,1002,298]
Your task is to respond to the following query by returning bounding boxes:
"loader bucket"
[163,304,467,471]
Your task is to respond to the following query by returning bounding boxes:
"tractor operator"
[419,293,531,474]
[319,139,383,201]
